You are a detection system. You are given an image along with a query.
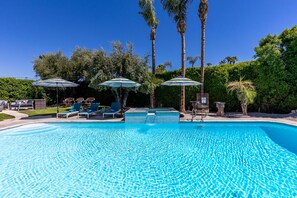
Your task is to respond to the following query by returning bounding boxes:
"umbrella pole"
[56,87,59,113]
[120,85,123,115]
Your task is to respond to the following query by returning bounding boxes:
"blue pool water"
[0,122,297,197]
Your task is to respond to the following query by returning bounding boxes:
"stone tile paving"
[1,110,297,130]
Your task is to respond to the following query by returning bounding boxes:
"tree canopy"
[33,42,149,107]
[254,26,297,112]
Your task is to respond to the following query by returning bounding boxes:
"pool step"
[145,113,156,123]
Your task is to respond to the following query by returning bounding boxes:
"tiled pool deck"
[1,109,297,130]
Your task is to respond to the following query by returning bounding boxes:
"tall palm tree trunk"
[150,26,156,108]
[180,32,186,112]
[200,21,206,94]
[151,27,156,75]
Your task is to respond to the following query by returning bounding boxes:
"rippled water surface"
[0,122,297,197]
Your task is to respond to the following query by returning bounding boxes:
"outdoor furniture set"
[63,97,96,106]
[10,99,34,111]
[57,101,121,119]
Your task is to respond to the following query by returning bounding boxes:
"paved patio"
[1,109,297,130]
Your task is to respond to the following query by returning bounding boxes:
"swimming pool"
[0,122,296,197]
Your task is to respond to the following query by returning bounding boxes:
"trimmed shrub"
[0,78,46,102]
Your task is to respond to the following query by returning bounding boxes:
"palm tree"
[230,56,238,64]
[206,62,212,66]
[198,0,208,94]
[143,73,163,108]
[156,61,172,74]
[219,59,226,65]
[225,56,238,64]
[187,55,200,68]
[227,78,256,115]
[161,0,193,112]
[139,0,158,107]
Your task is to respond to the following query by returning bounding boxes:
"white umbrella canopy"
[161,76,202,86]
[161,76,202,112]
[32,78,79,113]
[100,76,141,114]
[100,77,141,88]
[32,78,79,88]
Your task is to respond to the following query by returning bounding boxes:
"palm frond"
[139,0,158,27]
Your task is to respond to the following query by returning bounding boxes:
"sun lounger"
[57,103,82,118]
[103,102,121,118]
[78,103,100,118]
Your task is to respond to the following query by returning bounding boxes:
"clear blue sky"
[0,0,296,79]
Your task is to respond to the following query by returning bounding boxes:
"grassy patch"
[0,113,15,121]
[20,105,109,117]
[21,107,71,117]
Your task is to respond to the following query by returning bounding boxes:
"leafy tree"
[254,26,297,112]
[187,55,200,68]
[156,61,172,74]
[33,51,70,80]
[69,48,94,82]
[206,62,212,66]
[198,0,208,94]
[227,78,256,115]
[139,0,158,107]
[161,0,193,112]
[88,42,148,107]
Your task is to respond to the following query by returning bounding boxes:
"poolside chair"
[78,102,100,118]
[84,97,95,105]
[63,97,74,106]
[76,97,84,103]
[103,102,121,118]
[57,103,82,118]
[0,100,7,112]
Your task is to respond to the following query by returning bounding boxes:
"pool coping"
[1,116,297,132]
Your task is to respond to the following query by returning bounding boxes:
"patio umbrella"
[161,76,202,111]
[99,76,141,114]
[32,78,79,113]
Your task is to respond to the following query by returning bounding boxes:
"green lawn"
[0,113,15,121]
[21,105,109,117]
[21,107,71,117]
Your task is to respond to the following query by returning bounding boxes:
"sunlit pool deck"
[1,110,297,130]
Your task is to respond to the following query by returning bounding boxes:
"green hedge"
[2,59,296,113]
[154,61,258,112]
[0,78,46,102]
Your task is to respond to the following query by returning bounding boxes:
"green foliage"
[155,62,257,112]
[142,73,163,94]
[161,0,193,24]
[227,78,256,115]
[0,113,14,121]
[0,78,46,102]
[139,0,158,27]
[21,107,70,117]
[220,56,238,65]
[254,26,297,113]
[187,55,200,68]
[29,27,297,113]
[156,61,172,74]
